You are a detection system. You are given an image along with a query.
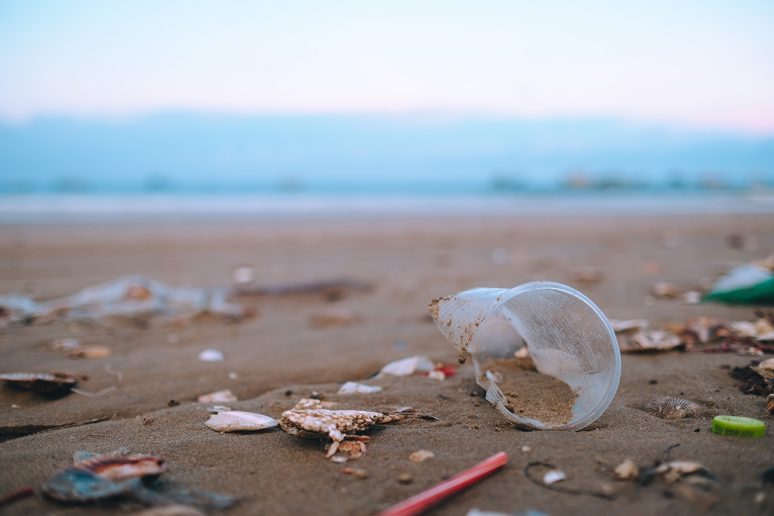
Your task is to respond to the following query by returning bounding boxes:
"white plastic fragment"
[543,470,566,484]
[198,349,224,362]
[205,411,277,432]
[377,356,435,377]
[338,382,383,395]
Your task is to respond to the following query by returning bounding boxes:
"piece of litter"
[543,470,566,484]
[377,356,435,377]
[338,382,383,395]
[198,349,224,362]
[205,411,278,432]
[378,452,508,516]
[711,415,766,438]
[614,459,639,480]
[409,450,434,463]
[197,389,237,404]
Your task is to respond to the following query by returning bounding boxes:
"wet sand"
[0,214,773,515]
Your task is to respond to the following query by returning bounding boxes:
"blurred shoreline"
[1,191,774,223]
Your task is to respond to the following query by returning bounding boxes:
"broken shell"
[409,450,435,463]
[619,331,683,353]
[338,382,382,395]
[377,356,435,377]
[341,467,368,479]
[198,349,224,362]
[75,453,167,481]
[609,319,649,334]
[328,439,368,462]
[614,459,639,480]
[205,411,278,432]
[652,282,681,299]
[197,389,238,403]
[309,308,359,328]
[279,398,402,457]
[0,372,77,394]
[543,470,566,484]
[644,396,700,419]
[752,358,774,381]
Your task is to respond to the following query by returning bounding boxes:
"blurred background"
[0,0,773,220]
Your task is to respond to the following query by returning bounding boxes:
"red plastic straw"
[377,451,509,516]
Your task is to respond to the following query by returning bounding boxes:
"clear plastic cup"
[430,281,620,430]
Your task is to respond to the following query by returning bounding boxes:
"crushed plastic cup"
[429,281,620,430]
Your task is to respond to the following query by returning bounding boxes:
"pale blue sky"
[1,0,773,132]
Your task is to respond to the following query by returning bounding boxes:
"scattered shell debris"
[328,438,369,463]
[409,450,435,463]
[198,349,224,362]
[543,470,566,484]
[643,396,701,419]
[0,372,77,395]
[279,398,402,458]
[206,405,232,414]
[309,308,360,328]
[614,459,639,480]
[198,389,238,404]
[51,338,111,359]
[609,319,648,333]
[341,467,368,479]
[231,266,255,285]
[618,330,683,353]
[205,411,278,432]
[652,282,681,299]
[338,382,382,395]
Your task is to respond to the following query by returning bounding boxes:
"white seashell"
[198,349,224,362]
[377,356,434,377]
[614,459,639,480]
[338,382,382,395]
[619,330,682,353]
[198,389,238,403]
[205,411,277,432]
[409,450,434,463]
[543,470,566,484]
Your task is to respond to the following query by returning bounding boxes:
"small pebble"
[521,445,532,453]
[398,473,413,484]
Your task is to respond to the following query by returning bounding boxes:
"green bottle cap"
[711,415,766,438]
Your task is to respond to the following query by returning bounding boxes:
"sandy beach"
[1,213,773,515]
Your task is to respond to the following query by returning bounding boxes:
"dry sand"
[0,214,773,515]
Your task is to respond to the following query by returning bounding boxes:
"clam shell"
[644,396,700,419]
[0,372,77,394]
[205,411,278,432]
